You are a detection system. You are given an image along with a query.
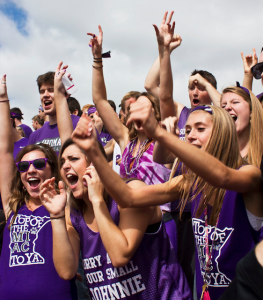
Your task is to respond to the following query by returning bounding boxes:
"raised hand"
[83,166,104,204]
[0,75,8,100]
[54,61,72,95]
[126,96,159,138]
[87,25,103,58]
[39,178,67,216]
[241,48,258,75]
[153,11,176,47]
[71,114,98,153]
[170,34,182,52]
[161,116,179,136]
[189,73,208,90]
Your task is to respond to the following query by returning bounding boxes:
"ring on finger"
[1,81,6,84]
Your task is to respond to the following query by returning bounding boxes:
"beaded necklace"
[123,137,150,176]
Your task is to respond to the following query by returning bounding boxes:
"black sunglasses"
[251,62,263,80]
[16,158,48,173]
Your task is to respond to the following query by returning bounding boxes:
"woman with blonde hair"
[74,99,263,300]
[221,84,263,167]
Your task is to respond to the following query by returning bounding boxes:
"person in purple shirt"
[10,107,33,138]
[28,71,80,155]
[0,75,77,300]
[84,96,263,300]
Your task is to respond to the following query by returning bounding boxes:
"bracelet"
[93,60,102,63]
[50,214,65,220]
[92,65,103,69]
[93,57,102,60]
[0,99,9,102]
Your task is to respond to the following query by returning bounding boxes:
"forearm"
[144,56,160,98]
[159,45,176,119]
[92,61,107,106]
[206,83,221,107]
[55,92,73,145]
[153,141,175,164]
[242,73,253,91]
[0,100,13,154]
[51,217,78,280]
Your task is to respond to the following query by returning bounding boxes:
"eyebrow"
[185,122,207,127]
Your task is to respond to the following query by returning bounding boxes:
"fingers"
[240,52,245,62]
[171,21,175,33]
[58,181,66,195]
[161,11,168,24]
[166,11,174,24]
[98,25,103,38]
[153,24,159,37]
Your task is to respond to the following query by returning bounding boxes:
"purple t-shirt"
[13,137,29,161]
[28,115,80,155]
[70,198,192,300]
[100,132,112,147]
[192,190,263,300]
[178,107,191,141]
[19,124,33,139]
[0,205,77,300]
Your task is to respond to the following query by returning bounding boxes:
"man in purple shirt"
[10,107,33,138]
[29,72,80,155]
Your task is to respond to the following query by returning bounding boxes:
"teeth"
[28,178,38,181]
[67,174,73,178]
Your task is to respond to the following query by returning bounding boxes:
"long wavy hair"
[59,139,108,215]
[125,92,161,141]
[169,106,244,225]
[8,144,59,228]
[221,86,263,167]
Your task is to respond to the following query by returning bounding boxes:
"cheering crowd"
[0,11,263,300]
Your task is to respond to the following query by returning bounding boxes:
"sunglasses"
[251,62,263,80]
[16,158,48,173]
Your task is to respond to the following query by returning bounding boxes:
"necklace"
[123,137,150,176]
[201,199,221,300]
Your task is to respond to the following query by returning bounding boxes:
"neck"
[238,128,250,158]
[48,114,57,126]
[27,197,42,211]
[137,131,149,144]
[44,115,49,122]
[13,127,23,142]
[16,120,22,126]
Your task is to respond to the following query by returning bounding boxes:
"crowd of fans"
[0,11,263,300]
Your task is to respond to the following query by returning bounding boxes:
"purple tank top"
[120,141,171,212]
[70,198,192,300]
[178,107,191,141]
[0,205,77,300]
[192,190,263,300]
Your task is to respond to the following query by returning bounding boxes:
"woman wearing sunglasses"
[70,100,263,300]
[0,76,77,300]
[38,63,192,300]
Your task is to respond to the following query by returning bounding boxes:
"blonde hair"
[169,106,243,225]
[221,86,263,167]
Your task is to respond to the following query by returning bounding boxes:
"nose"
[224,102,232,111]
[43,89,50,97]
[186,129,196,142]
[27,162,37,173]
[193,86,199,96]
[62,160,71,170]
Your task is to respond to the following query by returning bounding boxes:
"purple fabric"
[257,92,263,99]
[178,107,191,141]
[70,198,192,300]
[120,141,171,212]
[99,131,112,147]
[19,124,33,139]
[0,205,77,300]
[28,115,80,155]
[13,137,29,161]
[192,190,263,300]
[164,218,177,253]
[88,107,97,115]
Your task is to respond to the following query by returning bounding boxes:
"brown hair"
[8,144,59,228]
[32,115,44,126]
[82,104,94,113]
[36,72,55,92]
[126,92,161,140]
[221,86,263,168]
[169,106,243,225]
[191,69,217,89]
[120,91,141,112]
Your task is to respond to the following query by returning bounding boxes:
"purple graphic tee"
[19,124,33,139]
[0,205,77,300]
[120,141,171,212]
[99,132,112,147]
[70,198,192,300]
[28,115,80,155]
[178,107,191,141]
[192,190,263,300]
[13,137,29,161]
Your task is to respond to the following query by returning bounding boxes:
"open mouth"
[193,99,200,106]
[44,100,52,109]
[66,174,78,188]
[230,115,237,122]
[28,178,40,188]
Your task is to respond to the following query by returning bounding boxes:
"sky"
[0,0,262,128]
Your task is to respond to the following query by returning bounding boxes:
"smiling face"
[185,111,213,149]
[188,81,211,108]
[39,83,56,116]
[20,150,52,199]
[221,92,250,136]
[60,144,90,199]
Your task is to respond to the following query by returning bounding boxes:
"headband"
[11,112,24,118]
[191,105,213,115]
[236,81,250,96]
[87,107,97,116]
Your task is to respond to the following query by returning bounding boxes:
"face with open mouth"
[221,92,250,135]
[39,83,56,116]
[185,111,213,150]
[188,82,211,108]
[60,144,90,199]
[20,150,52,199]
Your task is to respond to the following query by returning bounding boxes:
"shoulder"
[71,115,80,128]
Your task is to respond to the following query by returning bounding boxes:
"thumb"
[58,181,66,195]
[153,24,159,37]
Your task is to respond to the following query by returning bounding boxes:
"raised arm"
[71,115,182,208]
[127,97,262,194]
[241,48,258,91]
[0,76,15,218]
[54,62,73,145]
[88,26,128,151]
